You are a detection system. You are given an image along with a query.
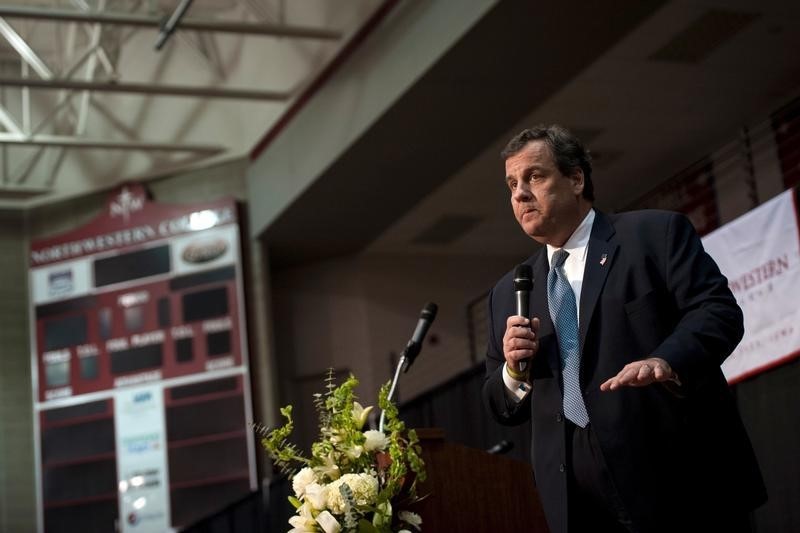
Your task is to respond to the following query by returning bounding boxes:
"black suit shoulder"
[607,209,692,237]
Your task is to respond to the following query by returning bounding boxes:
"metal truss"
[0,77,291,100]
[0,133,225,153]
[0,0,343,190]
[0,4,342,39]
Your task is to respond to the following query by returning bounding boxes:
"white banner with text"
[702,189,800,383]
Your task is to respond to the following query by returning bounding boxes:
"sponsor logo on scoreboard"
[181,237,229,264]
[122,433,161,454]
[47,269,73,296]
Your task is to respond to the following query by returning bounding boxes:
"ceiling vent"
[412,214,482,246]
[649,9,760,64]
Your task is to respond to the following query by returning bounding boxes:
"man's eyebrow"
[506,164,545,180]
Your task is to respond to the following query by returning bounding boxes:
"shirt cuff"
[503,363,532,402]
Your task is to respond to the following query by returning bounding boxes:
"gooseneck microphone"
[401,302,438,373]
[380,303,438,433]
[513,264,533,372]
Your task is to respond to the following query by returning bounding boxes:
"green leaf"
[357,518,380,533]
[257,404,309,475]
[372,500,392,531]
[287,496,302,509]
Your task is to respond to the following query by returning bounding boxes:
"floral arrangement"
[257,372,427,533]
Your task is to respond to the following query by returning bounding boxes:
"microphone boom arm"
[379,352,407,433]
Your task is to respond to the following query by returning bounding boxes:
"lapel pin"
[600,253,608,266]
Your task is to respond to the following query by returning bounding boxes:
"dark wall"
[737,358,800,533]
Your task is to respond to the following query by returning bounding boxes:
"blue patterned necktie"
[548,249,590,427]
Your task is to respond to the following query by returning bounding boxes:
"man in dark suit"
[482,125,766,533]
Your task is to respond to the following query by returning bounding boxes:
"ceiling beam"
[0,106,23,135]
[0,77,290,100]
[155,0,193,51]
[0,17,53,79]
[0,133,225,153]
[0,5,342,39]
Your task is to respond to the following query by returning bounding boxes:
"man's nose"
[513,182,532,201]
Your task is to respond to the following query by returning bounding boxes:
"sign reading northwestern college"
[29,184,257,532]
[702,189,800,383]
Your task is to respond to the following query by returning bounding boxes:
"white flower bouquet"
[257,372,427,533]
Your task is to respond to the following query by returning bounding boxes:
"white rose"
[363,430,389,452]
[292,467,317,498]
[304,483,328,511]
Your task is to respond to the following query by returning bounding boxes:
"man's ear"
[569,168,585,195]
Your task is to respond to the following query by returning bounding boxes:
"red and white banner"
[702,189,800,383]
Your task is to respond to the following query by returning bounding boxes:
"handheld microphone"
[513,264,533,371]
[401,302,438,373]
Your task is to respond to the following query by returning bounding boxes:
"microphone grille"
[421,302,438,320]
[513,264,533,291]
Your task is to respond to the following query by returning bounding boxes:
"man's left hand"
[600,357,678,391]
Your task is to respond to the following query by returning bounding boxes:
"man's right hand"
[503,316,540,374]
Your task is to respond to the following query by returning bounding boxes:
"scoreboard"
[30,185,257,532]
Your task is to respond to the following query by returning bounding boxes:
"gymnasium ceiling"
[0,0,379,208]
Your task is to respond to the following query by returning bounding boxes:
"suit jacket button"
[559,463,566,473]
[556,414,563,423]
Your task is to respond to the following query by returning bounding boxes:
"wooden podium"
[407,429,549,532]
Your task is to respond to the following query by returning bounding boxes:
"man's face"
[504,140,585,246]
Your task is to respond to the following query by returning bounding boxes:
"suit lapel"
[579,211,618,354]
